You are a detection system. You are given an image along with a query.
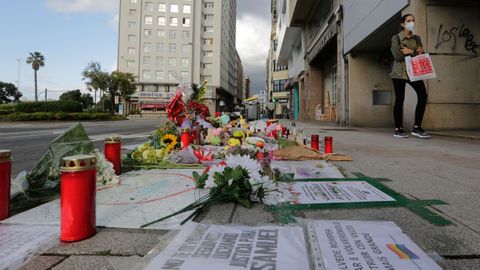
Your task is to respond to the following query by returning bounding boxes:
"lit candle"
[0,150,11,221]
[104,136,122,175]
[324,136,333,154]
[60,155,97,242]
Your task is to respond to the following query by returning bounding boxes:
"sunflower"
[162,134,178,153]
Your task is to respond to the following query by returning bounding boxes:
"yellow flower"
[162,134,178,153]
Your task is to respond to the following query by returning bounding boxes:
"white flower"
[225,155,263,183]
[92,149,120,187]
[206,164,226,188]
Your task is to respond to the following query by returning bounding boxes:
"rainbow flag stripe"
[387,244,419,259]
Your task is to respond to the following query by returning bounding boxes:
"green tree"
[81,62,109,106]
[0,82,22,103]
[80,93,94,109]
[59,89,82,103]
[25,52,45,101]
[104,71,136,113]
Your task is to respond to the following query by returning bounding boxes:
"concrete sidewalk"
[16,120,480,269]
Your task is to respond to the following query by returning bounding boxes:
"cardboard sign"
[145,223,310,270]
[288,181,395,204]
[309,220,442,270]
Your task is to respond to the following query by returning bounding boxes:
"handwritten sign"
[145,223,310,270]
[309,220,442,270]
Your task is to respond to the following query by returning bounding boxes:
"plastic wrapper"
[169,146,200,164]
[10,123,95,213]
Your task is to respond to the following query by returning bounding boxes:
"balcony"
[289,0,318,26]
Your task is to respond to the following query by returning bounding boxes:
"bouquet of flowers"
[167,81,211,126]
[141,154,284,227]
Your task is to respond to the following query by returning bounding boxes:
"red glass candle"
[104,136,121,175]
[60,155,97,242]
[215,112,221,117]
[324,136,333,154]
[311,135,320,151]
[0,150,11,220]
[181,129,191,149]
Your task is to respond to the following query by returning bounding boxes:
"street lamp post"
[16,59,21,93]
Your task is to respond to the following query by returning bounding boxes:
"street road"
[0,119,163,175]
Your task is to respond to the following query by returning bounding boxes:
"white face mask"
[405,21,415,32]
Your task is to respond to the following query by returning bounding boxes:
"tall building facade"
[118,0,238,114]
[266,0,289,119]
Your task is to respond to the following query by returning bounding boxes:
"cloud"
[45,0,118,13]
[236,14,270,92]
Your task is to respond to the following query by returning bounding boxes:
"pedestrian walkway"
[3,120,480,269]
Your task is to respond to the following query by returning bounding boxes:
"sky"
[0,0,271,101]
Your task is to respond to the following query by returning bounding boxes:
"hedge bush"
[0,112,127,121]
[14,101,83,113]
[0,104,15,115]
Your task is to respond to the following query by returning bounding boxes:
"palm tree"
[25,52,45,102]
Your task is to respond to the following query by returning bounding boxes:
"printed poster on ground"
[288,181,396,204]
[145,223,310,270]
[309,220,442,270]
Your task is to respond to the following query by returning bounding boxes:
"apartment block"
[118,0,239,115]
[266,0,290,119]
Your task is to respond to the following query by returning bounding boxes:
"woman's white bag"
[405,54,437,82]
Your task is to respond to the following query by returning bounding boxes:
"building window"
[204,51,213,57]
[128,47,136,55]
[157,30,165,39]
[144,15,153,25]
[128,35,136,42]
[183,18,191,27]
[129,9,136,16]
[130,0,137,4]
[169,30,176,40]
[145,2,153,11]
[168,71,177,80]
[204,38,213,45]
[183,5,191,13]
[204,26,214,33]
[143,56,151,64]
[181,58,189,67]
[142,70,151,80]
[181,44,190,53]
[127,60,135,67]
[156,56,164,66]
[168,43,176,52]
[168,57,177,66]
[158,16,166,26]
[204,2,214,8]
[156,42,165,52]
[170,17,178,26]
[155,71,164,80]
[170,4,178,13]
[128,21,136,29]
[182,31,190,41]
[143,43,152,53]
[204,14,213,20]
[203,63,212,70]
[181,71,190,81]
[143,30,152,38]
[273,80,286,92]
[158,3,166,12]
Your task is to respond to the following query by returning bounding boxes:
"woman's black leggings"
[392,79,428,128]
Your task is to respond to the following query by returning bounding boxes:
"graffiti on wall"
[435,24,479,54]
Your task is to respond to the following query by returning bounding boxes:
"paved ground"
[4,119,480,269]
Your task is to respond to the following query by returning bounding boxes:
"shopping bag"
[405,53,437,82]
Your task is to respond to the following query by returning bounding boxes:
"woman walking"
[390,14,430,139]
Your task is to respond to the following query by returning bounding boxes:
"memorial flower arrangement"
[141,154,284,227]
